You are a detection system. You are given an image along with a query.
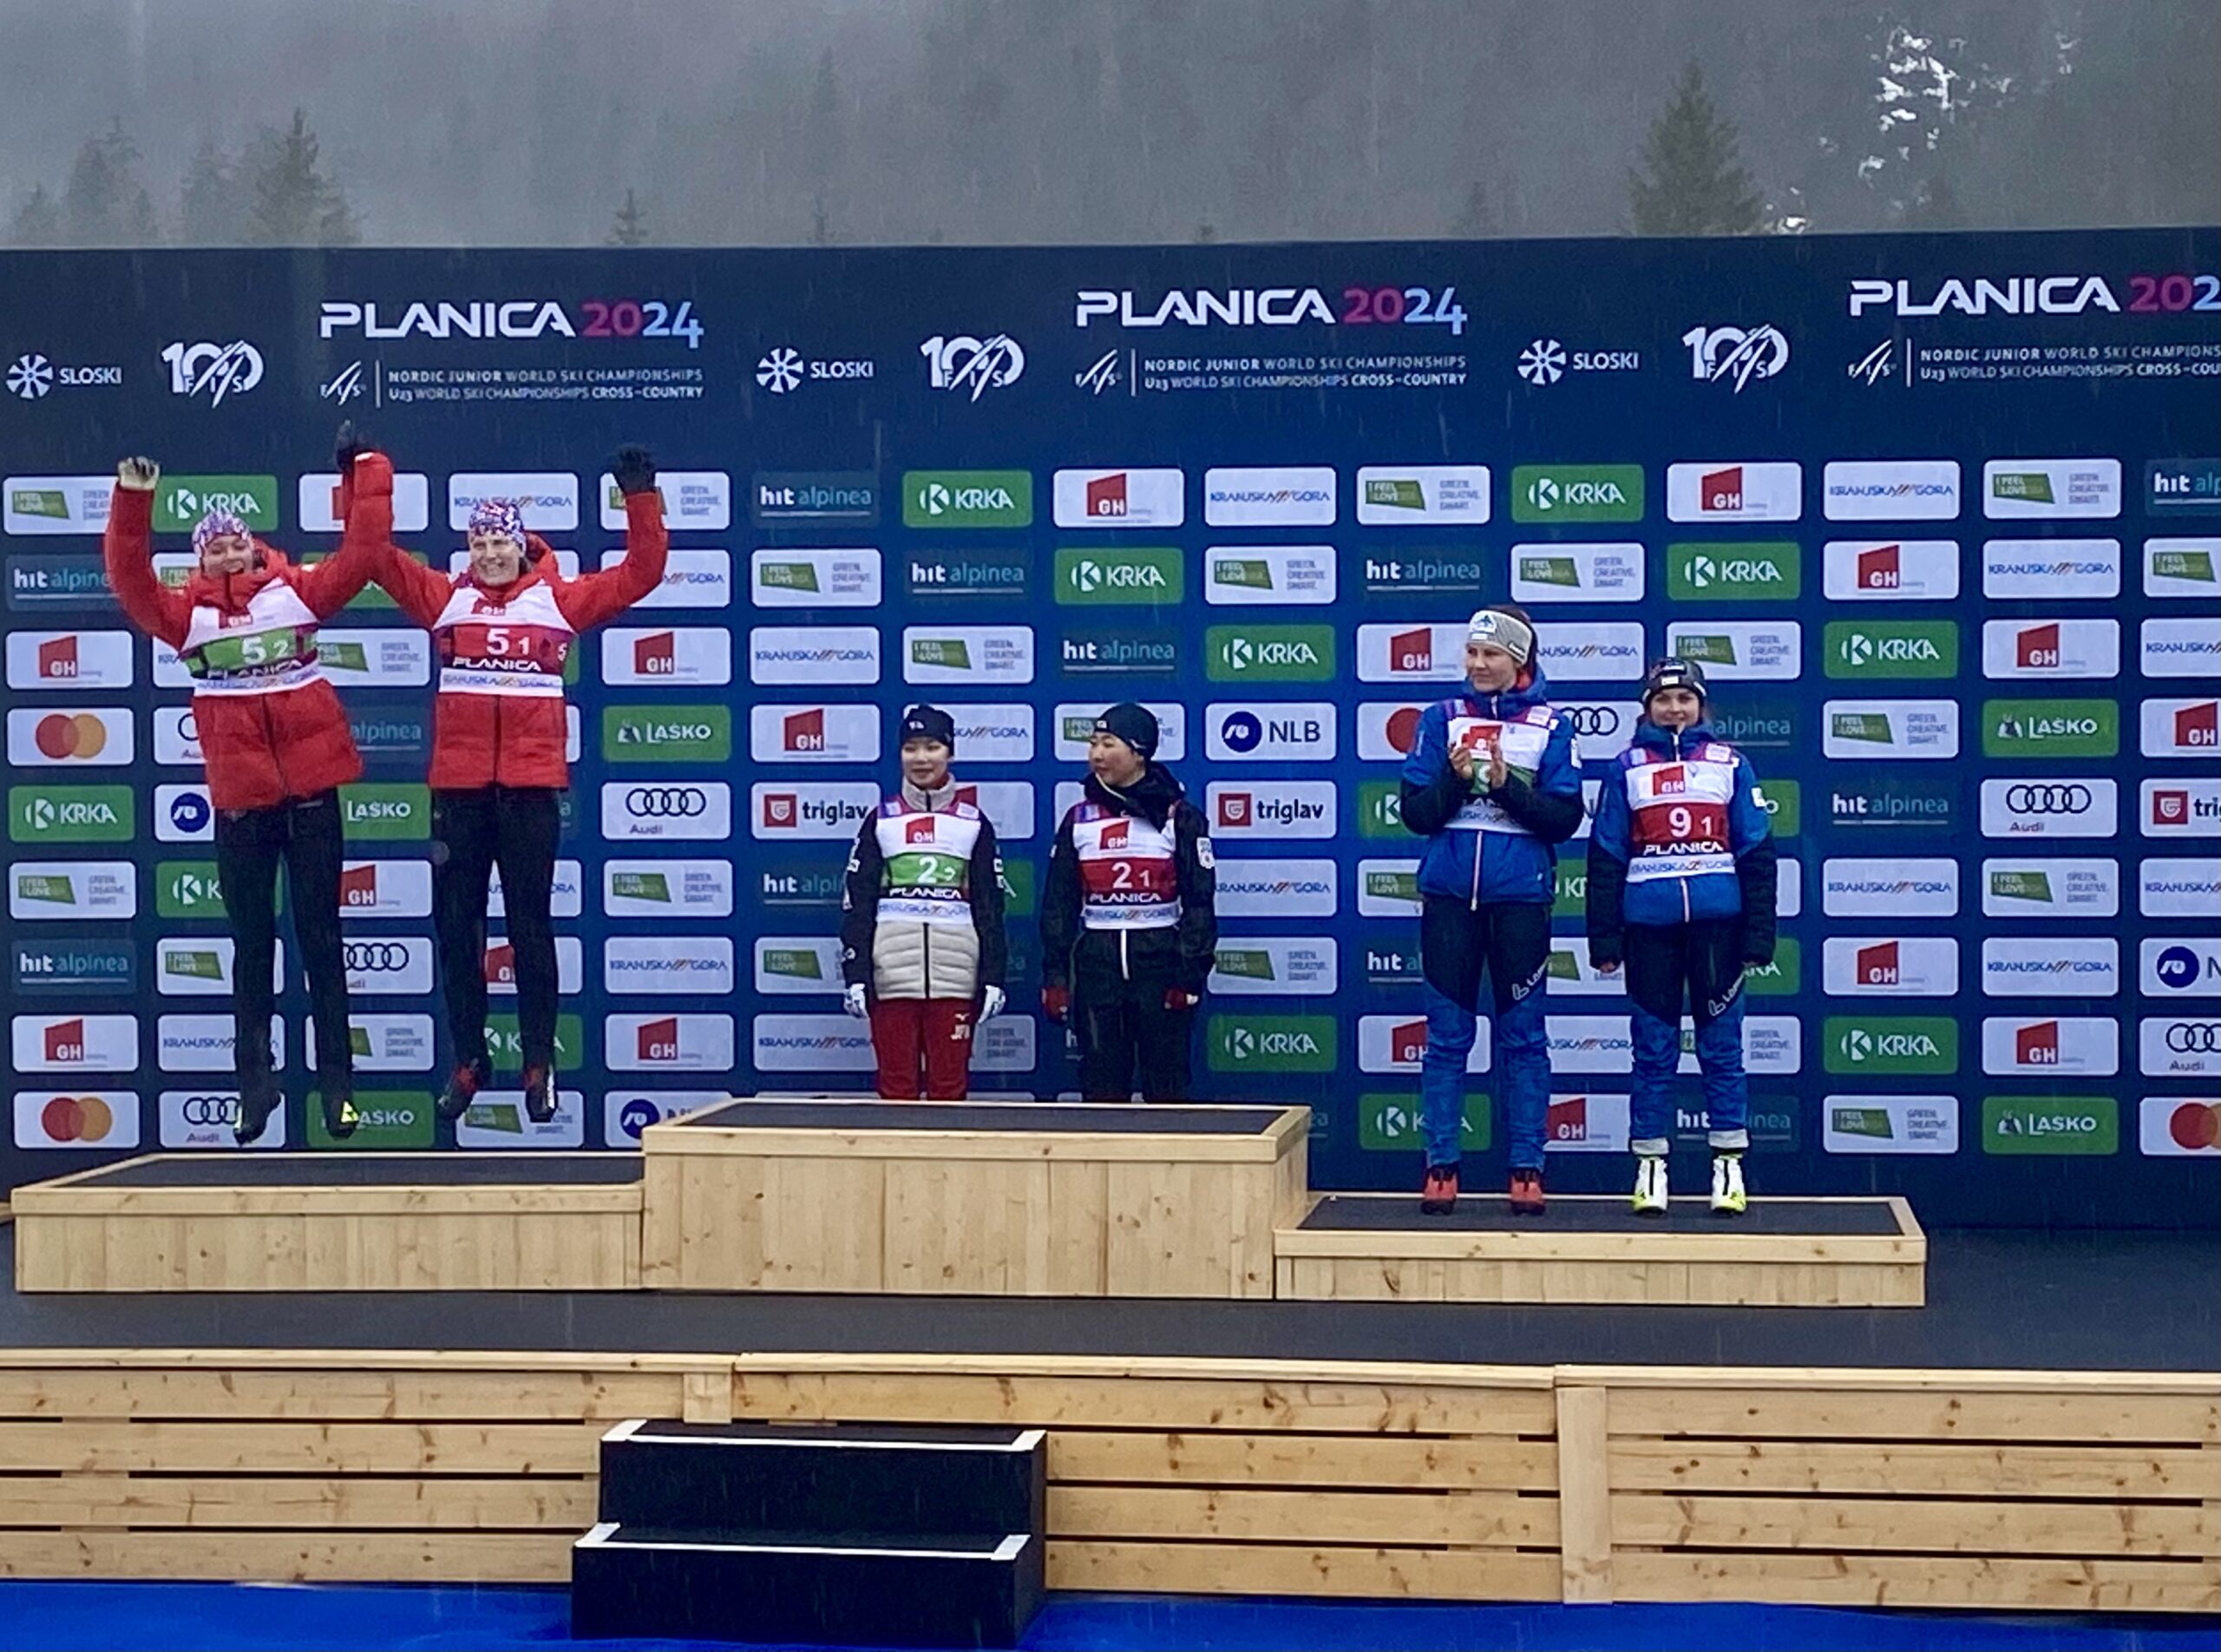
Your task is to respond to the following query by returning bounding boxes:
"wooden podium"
[639,1098,1311,1298]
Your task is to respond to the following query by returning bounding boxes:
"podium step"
[570,1520,1043,1647]
[597,1417,1045,1535]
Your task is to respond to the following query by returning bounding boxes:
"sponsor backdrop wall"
[2,229,2216,1225]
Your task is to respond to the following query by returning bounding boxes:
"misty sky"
[3,0,2213,245]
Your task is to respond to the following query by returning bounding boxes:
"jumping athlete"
[839,705,1010,1099]
[1042,704,1216,1101]
[103,427,393,1144]
[1400,605,1584,1216]
[370,444,667,1124]
[1586,658,1778,1216]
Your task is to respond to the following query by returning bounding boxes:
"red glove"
[1163,987,1200,1012]
[1041,985,1071,1023]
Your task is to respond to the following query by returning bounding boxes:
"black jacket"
[1042,764,1217,996]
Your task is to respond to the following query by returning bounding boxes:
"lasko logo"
[1206,781,1336,839]
[1822,1015,1958,1075]
[606,859,736,918]
[753,936,843,993]
[1666,461,1802,522]
[1822,1094,1959,1155]
[902,626,1034,684]
[1663,622,1798,681]
[1206,1014,1338,1073]
[1822,539,1960,601]
[751,470,879,527]
[604,938,737,996]
[752,1013,875,1072]
[151,475,278,534]
[1538,622,1648,682]
[2143,699,2221,758]
[1823,620,1959,680]
[1053,547,1185,605]
[2141,617,2221,678]
[1510,543,1645,604]
[1982,538,2121,600]
[1052,703,1183,763]
[1209,936,1339,995]
[2143,938,2221,997]
[606,705,733,764]
[12,862,134,920]
[10,783,135,843]
[1206,704,1336,761]
[1205,546,1336,606]
[599,469,730,532]
[1983,1096,2119,1156]
[1982,620,2119,680]
[1982,937,2120,998]
[748,781,874,840]
[1354,466,1490,525]
[1051,469,1184,528]
[1821,700,1958,759]
[1982,698,2119,759]
[1510,463,1643,523]
[1214,859,1337,919]
[1206,624,1335,683]
[2142,779,2221,839]
[750,548,877,609]
[447,473,579,532]
[1821,858,1958,918]
[1981,777,2118,840]
[1821,937,1959,996]
[605,626,734,686]
[1666,542,1800,600]
[902,470,1032,528]
[339,783,429,841]
[1202,466,1336,528]
[1982,858,2119,919]
[3,475,114,535]
[2142,1095,2221,1155]
[5,630,133,690]
[6,708,134,766]
[600,781,734,842]
[308,1089,432,1150]
[743,626,865,686]
[2145,538,2220,599]
[2146,459,2220,514]
[1982,458,2122,520]
[1821,459,1961,521]
[746,704,877,764]
[1981,1016,2118,1077]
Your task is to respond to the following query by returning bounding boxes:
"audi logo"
[343,941,414,972]
[2004,784,2094,814]
[626,787,710,817]
[1564,707,1622,738]
[2165,1022,2221,1053]
[180,1096,239,1124]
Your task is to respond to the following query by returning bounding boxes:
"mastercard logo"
[35,713,109,760]
[40,1095,115,1143]
[2168,1100,2221,1152]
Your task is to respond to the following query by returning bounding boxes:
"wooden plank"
[730,1349,1552,1390]
[16,1185,642,1216]
[1046,1540,1559,1601]
[1611,1550,2220,1613]
[0,1421,601,1474]
[646,1123,1290,1164]
[682,1371,732,1425]
[1556,1384,1612,1603]
[727,1372,1558,1434]
[0,1366,689,1421]
[1049,1485,1557,1547]
[1565,1365,2219,1396]
[0,1474,596,1530]
[1045,1159,1109,1295]
[1609,1438,2221,1498]
[1606,1388,2220,1445]
[1275,1255,1920,1308]
[1045,1430,1559,1490]
[1273,1218,1917,1265]
[1613,1493,2218,1558]
[0,1530,569,1583]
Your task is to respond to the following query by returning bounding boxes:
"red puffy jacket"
[375,489,668,790]
[104,456,391,811]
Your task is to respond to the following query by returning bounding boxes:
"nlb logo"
[1206,704,1336,762]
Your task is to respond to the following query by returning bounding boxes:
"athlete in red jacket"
[372,445,668,1123]
[104,429,393,1144]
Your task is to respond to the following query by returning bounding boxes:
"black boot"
[437,1055,493,1122]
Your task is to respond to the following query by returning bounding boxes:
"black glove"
[1589,946,1622,973]
[612,443,657,497]
[333,420,365,476]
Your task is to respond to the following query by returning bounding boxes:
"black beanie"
[1641,657,1709,705]
[899,704,957,752]
[1093,702,1159,760]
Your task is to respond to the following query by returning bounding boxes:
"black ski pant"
[434,786,561,1071]
[214,789,351,1098]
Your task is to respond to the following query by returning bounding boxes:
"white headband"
[1465,609,1534,665]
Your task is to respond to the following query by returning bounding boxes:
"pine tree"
[608,187,648,246]
[808,194,833,246]
[245,110,361,246]
[179,136,249,246]
[9,184,62,246]
[1628,62,1764,235]
[63,119,160,246]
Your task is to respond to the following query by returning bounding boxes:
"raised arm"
[553,444,670,631]
[294,436,395,620]
[102,458,188,647]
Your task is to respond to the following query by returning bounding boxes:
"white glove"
[979,985,1006,1023]
[117,456,160,491]
[842,983,868,1019]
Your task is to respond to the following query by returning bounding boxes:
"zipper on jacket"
[1469,690,1489,912]
[1119,928,1130,983]
[1672,729,1690,921]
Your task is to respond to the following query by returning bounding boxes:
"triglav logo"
[1681,324,1788,390]
[921,333,1024,398]
[161,339,263,405]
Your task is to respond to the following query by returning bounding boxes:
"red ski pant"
[868,997,975,1100]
